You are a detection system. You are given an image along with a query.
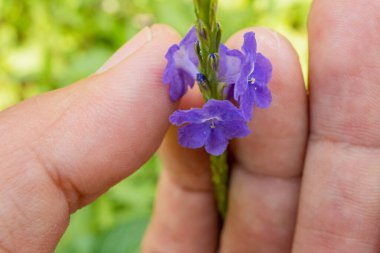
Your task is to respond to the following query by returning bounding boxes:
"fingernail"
[96,26,153,74]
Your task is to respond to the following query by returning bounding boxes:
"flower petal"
[173,47,199,79]
[234,32,258,100]
[180,26,199,65]
[167,69,193,102]
[221,120,251,139]
[223,83,235,100]
[254,84,272,108]
[234,60,251,100]
[163,44,180,84]
[178,123,210,149]
[163,27,200,102]
[180,26,198,48]
[205,128,229,156]
[169,108,205,126]
[253,53,272,85]
[239,85,255,121]
[218,44,244,85]
[242,32,257,58]
[204,99,244,121]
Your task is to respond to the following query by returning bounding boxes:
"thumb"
[0,24,180,252]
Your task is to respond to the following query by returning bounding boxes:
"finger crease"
[236,161,303,180]
[27,143,83,213]
[0,241,12,253]
[299,224,377,248]
[166,173,214,195]
[310,132,380,153]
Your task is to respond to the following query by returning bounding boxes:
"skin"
[1,0,380,252]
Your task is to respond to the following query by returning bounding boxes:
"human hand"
[0,24,181,252]
[143,0,380,252]
[1,0,379,252]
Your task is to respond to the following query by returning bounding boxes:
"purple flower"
[218,44,244,85]
[163,27,200,102]
[234,32,272,120]
[169,99,250,156]
[216,44,244,99]
[163,28,246,102]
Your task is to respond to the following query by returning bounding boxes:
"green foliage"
[0,0,311,252]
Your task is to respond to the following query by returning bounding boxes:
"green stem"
[193,0,220,100]
[194,0,229,221]
[210,152,229,220]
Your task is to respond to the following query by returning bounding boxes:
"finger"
[293,1,380,252]
[97,26,153,73]
[143,87,220,252]
[220,28,308,252]
[0,24,179,253]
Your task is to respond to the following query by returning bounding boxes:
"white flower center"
[210,119,216,129]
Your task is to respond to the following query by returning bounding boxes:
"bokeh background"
[0,0,311,252]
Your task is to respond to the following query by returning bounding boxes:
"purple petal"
[242,32,257,58]
[180,26,198,48]
[178,123,210,149]
[180,26,199,65]
[203,99,244,121]
[239,85,255,121]
[223,83,235,100]
[173,47,199,79]
[234,60,251,100]
[167,70,193,102]
[163,45,194,102]
[205,128,229,156]
[234,32,258,100]
[254,84,272,108]
[162,27,200,102]
[218,44,244,84]
[163,45,180,84]
[221,120,251,139]
[253,53,272,84]
[169,108,205,126]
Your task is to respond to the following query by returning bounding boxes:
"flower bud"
[194,41,202,59]
[215,22,222,50]
[197,73,208,88]
[208,53,219,72]
[200,25,207,40]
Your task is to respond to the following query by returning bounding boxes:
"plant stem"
[194,0,229,221]
[210,152,229,219]
[193,0,221,99]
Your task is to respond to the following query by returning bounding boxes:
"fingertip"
[227,27,279,49]
[95,24,181,106]
[227,27,306,103]
[150,24,182,42]
[225,27,307,178]
[97,26,153,73]
[97,24,181,76]
[227,27,299,68]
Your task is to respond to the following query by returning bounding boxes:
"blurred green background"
[0,0,311,252]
